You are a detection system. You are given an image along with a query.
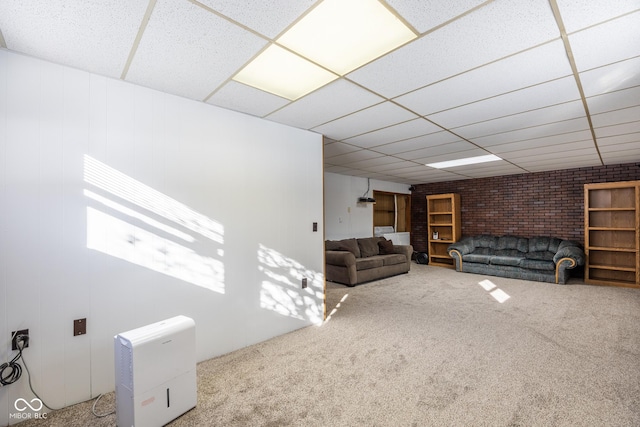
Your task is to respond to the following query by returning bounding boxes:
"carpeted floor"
[17,264,640,426]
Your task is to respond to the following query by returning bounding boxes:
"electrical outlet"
[74,318,87,336]
[302,278,308,289]
[11,329,29,351]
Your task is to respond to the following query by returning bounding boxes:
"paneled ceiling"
[1,0,639,184]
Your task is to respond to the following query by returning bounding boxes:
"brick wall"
[410,162,640,253]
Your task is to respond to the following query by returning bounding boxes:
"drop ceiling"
[1,0,638,184]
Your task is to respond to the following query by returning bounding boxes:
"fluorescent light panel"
[233,0,416,100]
[426,154,502,169]
[278,0,417,76]
[233,45,338,101]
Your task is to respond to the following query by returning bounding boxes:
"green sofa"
[448,235,585,284]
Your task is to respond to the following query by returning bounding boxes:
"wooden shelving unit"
[427,193,461,267]
[373,191,411,233]
[584,181,640,288]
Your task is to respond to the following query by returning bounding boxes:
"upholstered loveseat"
[325,237,413,286]
[448,235,585,284]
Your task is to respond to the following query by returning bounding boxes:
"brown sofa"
[325,237,413,286]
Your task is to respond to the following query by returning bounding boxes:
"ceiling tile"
[453,101,586,141]
[126,0,267,100]
[468,117,590,147]
[597,132,640,146]
[342,156,406,170]
[600,143,640,163]
[373,131,461,155]
[265,79,383,129]
[397,142,483,162]
[394,40,572,116]
[312,101,418,140]
[512,149,598,164]
[207,81,290,117]
[454,162,527,178]
[519,154,602,172]
[370,160,422,172]
[385,0,487,33]
[556,0,640,33]
[196,0,315,39]
[428,76,581,129]
[594,121,640,138]
[324,149,383,166]
[600,140,640,154]
[580,56,640,97]
[591,105,640,128]
[587,86,640,115]
[496,139,596,158]
[348,0,560,98]
[400,168,467,183]
[569,11,640,72]
[323,141,362,158]
[487,130,593,154]
[0,0,149,78]
[344,118,441,148]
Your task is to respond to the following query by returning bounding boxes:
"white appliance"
[114,315,197,427]
[382,232,411,245]
[374,226,410,245]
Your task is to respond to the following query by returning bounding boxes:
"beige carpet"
[18,264,640,426]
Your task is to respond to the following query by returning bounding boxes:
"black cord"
[1,335,115,417]
[0,332,23,386]
[0,348,23,385]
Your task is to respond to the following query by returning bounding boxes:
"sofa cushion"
[519,258,555,271]
[382,254,406,266]
[463,253,492,264]
[326,238,360,258]
[358,237,381,258]
[528,237,562,253]
[378,238,395,255]
[490,253,524,267]
[526,251,555,261]
[496,236,528,252]
[473,235,498,249]
[355,257,384,270]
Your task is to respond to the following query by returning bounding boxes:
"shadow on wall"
[83,155,225,294]
[258,244,324,325]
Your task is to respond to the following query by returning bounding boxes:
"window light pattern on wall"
[233,0,417,100]
[84,155,225,293]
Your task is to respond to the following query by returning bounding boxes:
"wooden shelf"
[585,181,640,287]
[427,193,461,267]
[588,207,636,211]
[588,246,637,252]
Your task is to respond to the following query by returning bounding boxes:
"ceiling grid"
[0,0,638,184]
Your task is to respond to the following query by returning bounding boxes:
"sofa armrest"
[325,250,356,268]
[448,237,474,256]
[393,244,414,270]
[553,243,585,266]
[553,242,585,284]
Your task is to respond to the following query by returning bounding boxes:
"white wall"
[324,172,411,241]
[0,50,324,424]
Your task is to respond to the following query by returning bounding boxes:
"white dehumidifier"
[114,315,197,427]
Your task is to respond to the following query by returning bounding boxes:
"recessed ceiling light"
[233,44,338,101]
[278,0,417,75]
[426,154,502,169]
